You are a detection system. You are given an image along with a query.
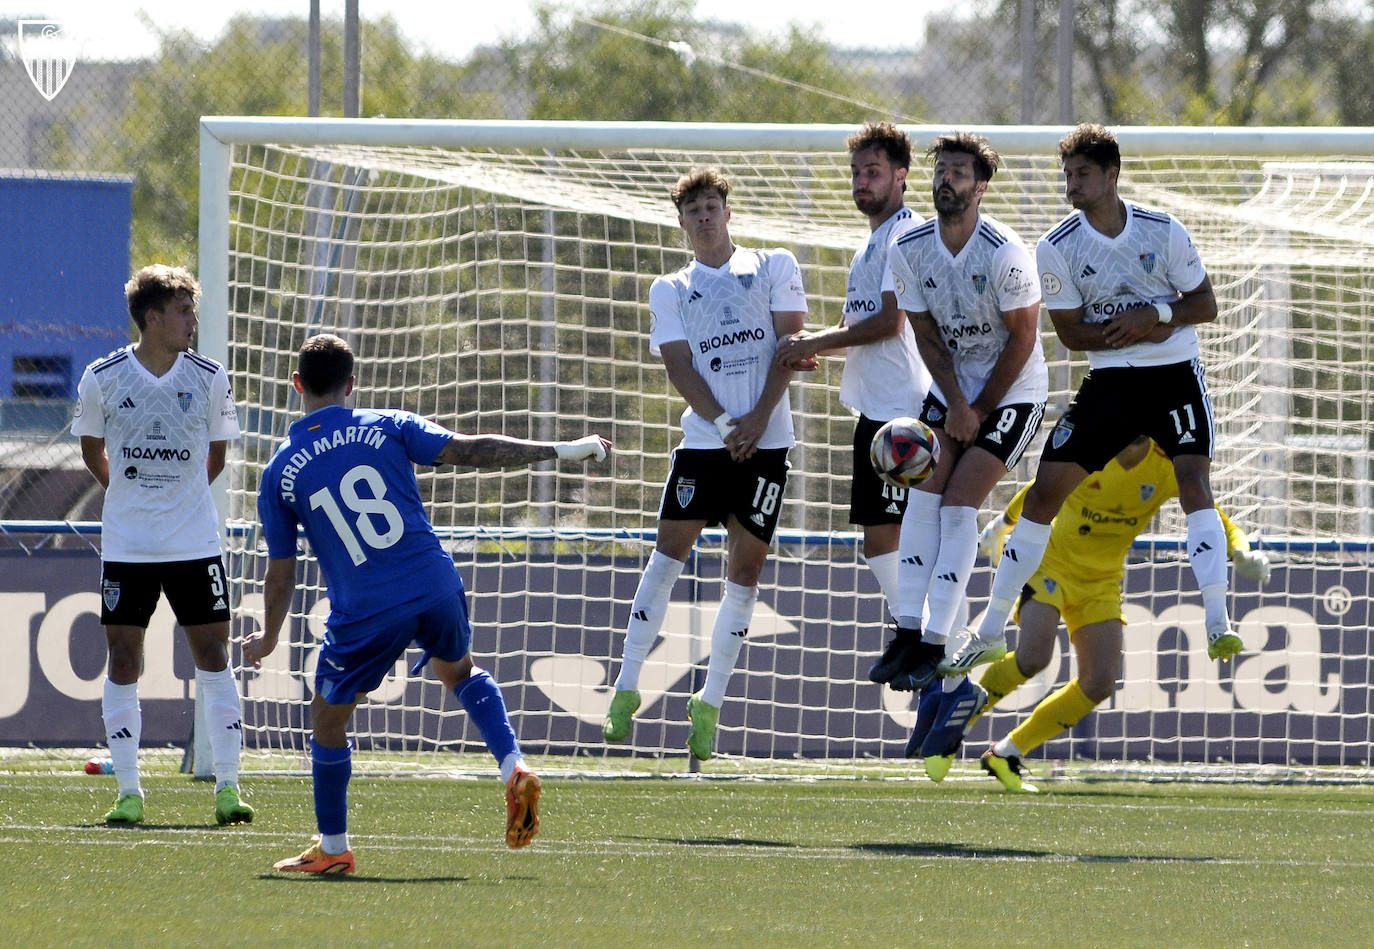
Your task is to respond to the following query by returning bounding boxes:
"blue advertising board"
[0,174,132,408]
[2,548,1368,766]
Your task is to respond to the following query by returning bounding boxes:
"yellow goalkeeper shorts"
[1017,567,1125,635]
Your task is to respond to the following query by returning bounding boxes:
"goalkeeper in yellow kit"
[971,435,1270,791]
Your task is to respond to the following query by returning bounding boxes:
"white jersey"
[72,346,241,562]
[649,246,807,450]
[839,207,931,421]
[1036,201,1207,369]
[886,213,1047,406]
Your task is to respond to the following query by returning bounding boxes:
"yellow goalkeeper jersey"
[1003,441,1248,585]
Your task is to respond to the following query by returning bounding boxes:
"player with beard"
[955,122,1239,674]
[774,122,936,683]
[883,133,1048,779]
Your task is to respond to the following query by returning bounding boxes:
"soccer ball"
[869,417,940,489]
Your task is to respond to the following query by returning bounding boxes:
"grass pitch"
[1,754,1371,948]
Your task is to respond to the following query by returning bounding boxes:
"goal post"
[199,117,1374,777]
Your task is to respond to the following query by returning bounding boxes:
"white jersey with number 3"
[840,207,931,420]
[72,346,241,562]
[649,246,807,450]
[1036,201,1207,369]
[886,213,1047,406]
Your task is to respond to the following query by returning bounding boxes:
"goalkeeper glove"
[978,514,1015,565]
[554,435,608,462]
[1232,546,1271,584]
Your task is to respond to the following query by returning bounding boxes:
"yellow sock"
[977,651,1028,708]
[1007,678,1099,756]
[970,651,1028,729]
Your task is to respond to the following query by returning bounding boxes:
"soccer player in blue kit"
[244,333,611,873]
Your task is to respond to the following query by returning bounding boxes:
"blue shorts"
[314,589,471,706]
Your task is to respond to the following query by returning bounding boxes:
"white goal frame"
[198,118,1374,780]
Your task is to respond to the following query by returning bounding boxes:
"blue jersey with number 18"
[258,404,461,635]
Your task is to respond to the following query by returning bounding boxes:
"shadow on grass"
[624,834,1225,865]
[75,822,227,831]
[629,835,798,849]
[254,873,484,884]
[852,841,1222,863]
[853,841,1050,859]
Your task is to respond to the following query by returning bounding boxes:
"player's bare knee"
[1079,675,1117,704]
[1015,647,1052,677]
[106,652,142,685]
[430,655,475,690]
[1023,483,1067,523]
[1175,480,1214,513]
[184,625,230,672]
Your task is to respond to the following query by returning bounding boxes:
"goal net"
[200,119,1374,777]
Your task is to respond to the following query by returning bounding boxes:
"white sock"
[614,550,686,691]
[499,751,523,786]
[321,833,350,855]
[977,518,1052,638]
[863,550,900,621]
[101,678,142,798]
[896,490,942,628]
[700,581,758,707]
[195,666,244,792]
[942,672,965,693]
[993,736,1024,758]
[1186,507,1231,630]
[925,505,980,643]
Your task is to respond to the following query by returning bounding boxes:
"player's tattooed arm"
[436,433,610,468]
[436,435,556,468]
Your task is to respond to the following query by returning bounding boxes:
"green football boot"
[215,786,255,825]
[104,794,144,824]
[980,749,1039,793]
[601,689,641,742]
[685,692,720,761]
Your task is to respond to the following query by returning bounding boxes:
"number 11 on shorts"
[1170,403,1197,435]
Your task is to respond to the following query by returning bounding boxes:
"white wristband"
[554,435,607,462]
[1155,302,1174,324]
[713,412,735,440]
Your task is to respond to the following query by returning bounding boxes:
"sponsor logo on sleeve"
[1041,272,1063,296]
[1004,266,1036,296]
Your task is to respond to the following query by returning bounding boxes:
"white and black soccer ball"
[869,417,940,489]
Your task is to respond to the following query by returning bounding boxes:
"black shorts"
[658,447,790,543]
[100,556,232,627]
[1041,358,1214,473]
[919,393,1045,470]
[850,414,908,526]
